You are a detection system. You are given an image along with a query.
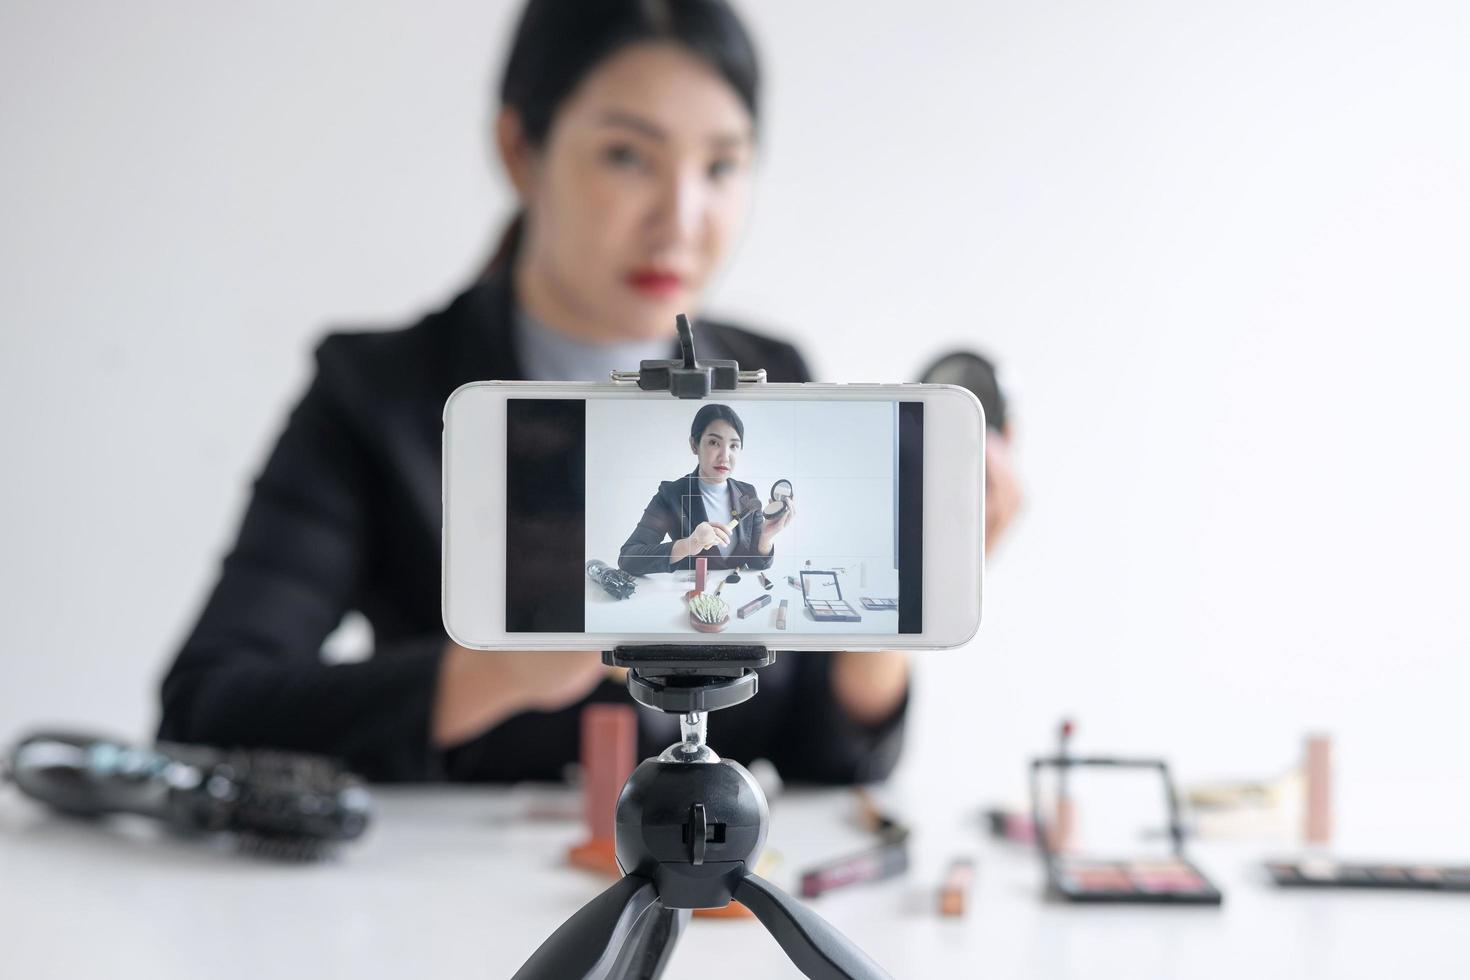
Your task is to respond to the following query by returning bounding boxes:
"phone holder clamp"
[610,312,766,398]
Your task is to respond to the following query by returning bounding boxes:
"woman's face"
[693,419,741,483]
[511,43,756,341]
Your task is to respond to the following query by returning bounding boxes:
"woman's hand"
[670,521,732,563]
[432,643,608,747]
[985,426,1022,554]
[756,498,795,555]
[831,649,909,726]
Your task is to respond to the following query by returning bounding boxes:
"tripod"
[512,646,893,980]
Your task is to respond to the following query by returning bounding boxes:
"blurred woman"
[158,0,1010,783]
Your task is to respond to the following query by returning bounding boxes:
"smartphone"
[442,382,984,651]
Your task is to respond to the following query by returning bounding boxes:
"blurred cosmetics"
[1266,860,1470,892]
[799,790,910,899]
[1053,719,1076,852]
[1030,754,1223,906]
[984,807,1038,844]
[918,350,1008,432]
[1183,734,1333,843]
[568,705,636,876]
[1302,733,1331,846]
[939,858,976,916]
[1050,857,1220,903]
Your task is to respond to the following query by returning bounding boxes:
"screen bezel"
[443,382,984,651]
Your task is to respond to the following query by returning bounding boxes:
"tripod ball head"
[616,757,769,910]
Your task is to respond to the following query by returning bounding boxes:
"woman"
[156,0,931,784]
[618,404,794,576]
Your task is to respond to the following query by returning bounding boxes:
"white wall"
[3,1,1467,841]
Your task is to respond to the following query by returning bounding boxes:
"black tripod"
[511,646,892,979]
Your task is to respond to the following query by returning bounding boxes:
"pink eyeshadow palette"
[1266,860,1470,892]
[1053,857,1222,904]
[1030,755,1224,906]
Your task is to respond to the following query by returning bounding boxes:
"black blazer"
[156,270,907,783]
[619,473,774,575]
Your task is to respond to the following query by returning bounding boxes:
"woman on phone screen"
[618,403,795,576]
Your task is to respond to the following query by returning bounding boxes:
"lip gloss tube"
[737,594,772,619]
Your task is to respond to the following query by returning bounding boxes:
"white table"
[2,782,1468,979]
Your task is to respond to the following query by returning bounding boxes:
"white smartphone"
[442,382,984,652]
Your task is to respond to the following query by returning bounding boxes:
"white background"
[2,0,1468,843]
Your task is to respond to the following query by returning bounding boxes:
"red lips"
[626,268,684,298]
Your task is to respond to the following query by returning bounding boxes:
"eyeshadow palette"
[1050,857,1223,904]
[1266,859,1470,891]
[860,597,899,611]
[800,570,862,622]
[806,599,862,622]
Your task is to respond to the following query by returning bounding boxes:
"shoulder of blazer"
[306,277,516,436]
[729,478,759,504]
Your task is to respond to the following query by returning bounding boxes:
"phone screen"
[503,397,924,636]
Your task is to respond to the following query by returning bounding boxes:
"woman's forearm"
[830,650,910,726]
[431,646,526,746]
[669,536,695,564]
[431,644,607,747]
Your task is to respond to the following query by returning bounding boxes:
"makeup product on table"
[688,594,729,632]
[1265,860,1470,891]
[568,705,637,876]
[737,594,772,619]
[859,597,897,611]
[725,570,741,585]
[1182,732,1335,842]
[758,572,773,590]
[983,807,1038,844]
[585,559,637,600]
[1054,719,1076,852]
[684,556,708,600]
[1303,733,1332,846]
[799,791,910,899]
[776,599,788,630]
[1030,754,1223,905]
[5,731,372,862]
[800,569,862,623]
[939,858,976,917]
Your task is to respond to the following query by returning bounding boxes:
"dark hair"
[485,0,761,276]
[690,403,744,445]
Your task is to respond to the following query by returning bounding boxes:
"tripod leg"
[732,873,894,980]
[606,905,690,979]
[512,875,659,980]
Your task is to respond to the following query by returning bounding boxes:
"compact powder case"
[764,479,794,521]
